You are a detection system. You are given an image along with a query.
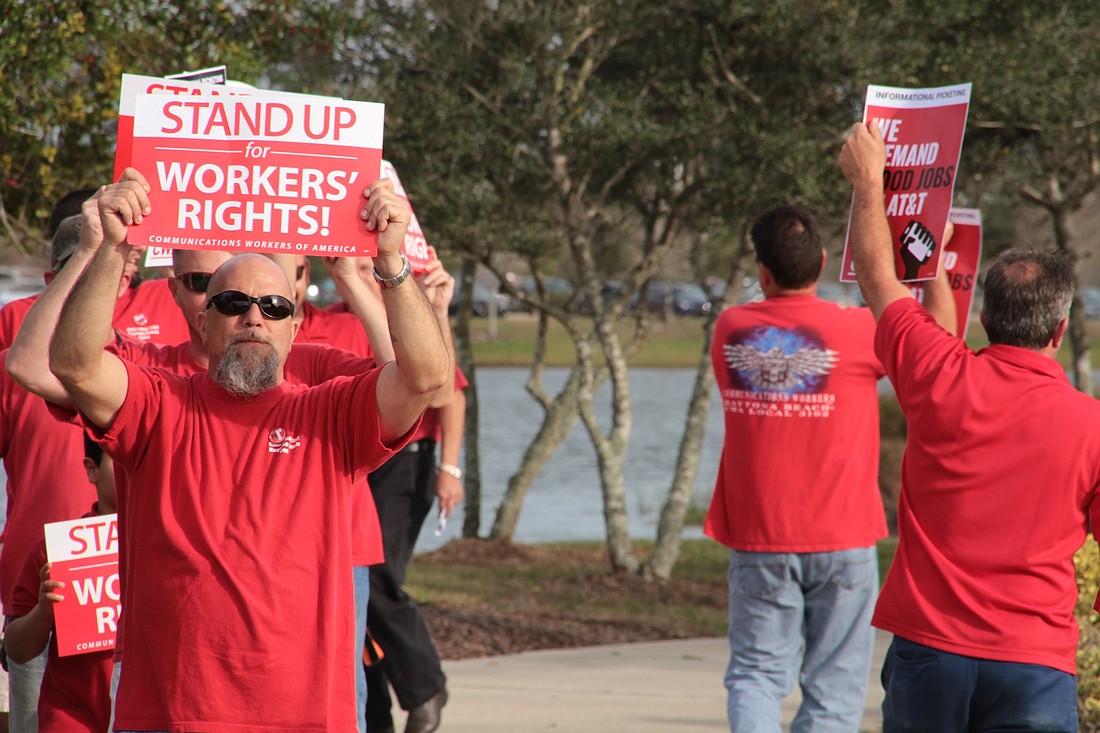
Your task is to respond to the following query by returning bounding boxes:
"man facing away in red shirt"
[841,121,1100,733]
[705,204,954,732]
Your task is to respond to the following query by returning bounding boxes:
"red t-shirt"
[112,340,386,566]
[95,360,407,732]
[0,353,94,614]
[409,366,469,443]
[0,296,35,350]
[705,295,887,551]
[112,278,190,345]
[0,279,190,351]
[872,298,1100,674]
[10,511,113,733]
[296,301,373,358]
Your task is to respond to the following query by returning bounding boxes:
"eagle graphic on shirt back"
[723,326,838,394]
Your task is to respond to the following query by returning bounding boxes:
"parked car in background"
[630,281,712,317]
[449,280,513,317]
[815,281,863,307]
[511,274,575,312]
[1080,285,1100,320]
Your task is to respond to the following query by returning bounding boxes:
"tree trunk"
[454,258,483,537]
[489,364,585,540]
[1050,207,1094,395]
[646,246,751,579]
[576,328,639,574]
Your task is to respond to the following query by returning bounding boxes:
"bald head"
[208,253,294,302]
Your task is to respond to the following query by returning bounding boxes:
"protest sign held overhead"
[115,73,258,180]
[841,82,971,283]
[909,208,982,339]
[381,160,432,273]
[123,89,385,257]
[44,514,120,657]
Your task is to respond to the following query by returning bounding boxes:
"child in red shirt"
[5,436,117,732]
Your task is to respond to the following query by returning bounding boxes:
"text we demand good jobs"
[123,82,387,258]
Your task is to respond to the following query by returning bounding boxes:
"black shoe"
[404,689,448,733]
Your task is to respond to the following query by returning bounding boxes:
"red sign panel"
[842,83,971,283]
[44,515,120,657]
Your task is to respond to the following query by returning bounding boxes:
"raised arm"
[922,223,959,336]
[49,178,148,428]
[435,388,466,516]
[6,201,103,407]
[838,122,915,320]
[417,250,456,408]
[363,180,449,443]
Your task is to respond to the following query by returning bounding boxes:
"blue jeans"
[354,565,370,733]
[724,547,877,733]
[8,644,47,733]
[881,636,1078,732]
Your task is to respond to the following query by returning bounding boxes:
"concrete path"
[421,630,890,732]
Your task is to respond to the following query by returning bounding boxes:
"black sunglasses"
[175,272,214,293]
[206,290,296,320]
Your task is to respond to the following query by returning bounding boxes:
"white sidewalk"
[432,630,889,732]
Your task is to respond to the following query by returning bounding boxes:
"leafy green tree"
[1,1,354,252]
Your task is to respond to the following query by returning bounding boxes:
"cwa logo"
[268,427,301,454]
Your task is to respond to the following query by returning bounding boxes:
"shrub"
[1077,538,1100,730]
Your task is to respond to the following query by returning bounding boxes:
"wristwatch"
[373,251,413,290]
[438,462,463,480]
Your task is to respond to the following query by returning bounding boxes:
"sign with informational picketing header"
[909,208,982,339]
[841,82,971,283]
[166,65,228,84]
[380,160,431,273]
[44,514,120,657]
[124,91,385,257]
[115,73,262,180]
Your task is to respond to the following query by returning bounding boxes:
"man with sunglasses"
[44,169,449,733]
[9,239,452,733]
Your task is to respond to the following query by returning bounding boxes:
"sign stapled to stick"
[44,514,120,657]
[380,160,432,273]
[841,82,971,283]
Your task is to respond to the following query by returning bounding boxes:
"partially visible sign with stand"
[44,515,120,657]
[380,160,431,273]
[909,208,982,339]
[841,82,972,283]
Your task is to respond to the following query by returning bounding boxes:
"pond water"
[416,366,725,553]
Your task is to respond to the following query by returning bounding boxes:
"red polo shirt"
[872,297,1100,674]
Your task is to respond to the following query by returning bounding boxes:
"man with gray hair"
[841,120,1100,732]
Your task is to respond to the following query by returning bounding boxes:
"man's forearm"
[50,243,128,387]
[6,246,99,404]
[381,274,449,400]
[437,389,466,467]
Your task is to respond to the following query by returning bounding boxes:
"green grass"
[462,312,1100,372]
[462,313,711,368]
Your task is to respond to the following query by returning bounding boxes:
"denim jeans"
[881,636,1078,732]
[8,644,47,733]
[724,547,877,733]
[354,564,370,733]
